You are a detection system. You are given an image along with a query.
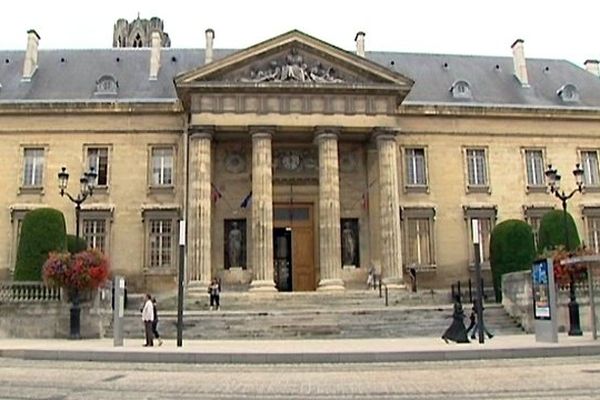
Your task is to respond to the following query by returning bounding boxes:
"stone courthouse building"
[2,17,600,293]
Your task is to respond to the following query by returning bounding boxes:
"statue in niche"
[342,221,357,266]
[227,222,243,268]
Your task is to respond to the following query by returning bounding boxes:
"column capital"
[371,127,399,143]
[249,125,276,139]
[189,125,214,140]
[314,126,341,143]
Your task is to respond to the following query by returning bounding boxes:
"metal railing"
[0,281,62,303]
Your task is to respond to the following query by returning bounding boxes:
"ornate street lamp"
[545,163,584,336]
[57,166,97,339]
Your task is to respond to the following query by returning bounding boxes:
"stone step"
[113,304,524,340]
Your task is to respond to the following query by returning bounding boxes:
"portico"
[175,30,412,291]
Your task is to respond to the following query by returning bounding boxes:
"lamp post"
[57,166,97,339]
[544,163,584,336]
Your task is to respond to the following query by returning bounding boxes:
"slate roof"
[1,47,600,109]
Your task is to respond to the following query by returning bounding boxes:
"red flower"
[42,249,110,291]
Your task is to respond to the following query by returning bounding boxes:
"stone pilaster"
[249,128,276,292]
[374,129,404,288]
[187,128,213,293]
[315,129,344,290]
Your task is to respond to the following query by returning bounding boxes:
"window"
[464,206,497,266]
[581,150,600,187]
[87,147,109,186]
[465,148,488,189]
[22,148,44,187]
[81,210,112,254]
[583,207,600,254]
[404,148,427,189]
[143,209,179,270]
[557,84,579,103]
[402,207,436,270]
[450,80,472,100]
[150,147,174,187]
[524,149,545,188]
[133,33,143,48]
[94,75,118,96]
[524,206,553,251]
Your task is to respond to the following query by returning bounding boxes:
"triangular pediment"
[175,30,413,89]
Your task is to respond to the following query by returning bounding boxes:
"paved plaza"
[2,356,600,399]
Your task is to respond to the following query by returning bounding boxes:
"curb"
[3,344,600,364]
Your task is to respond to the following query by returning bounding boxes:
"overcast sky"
[2,0,598,66]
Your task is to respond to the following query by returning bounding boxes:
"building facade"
[2,27,600,293]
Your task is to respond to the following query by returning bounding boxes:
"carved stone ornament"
[240,48,344,83]
[273,149,318,173]
[225,152,247,174]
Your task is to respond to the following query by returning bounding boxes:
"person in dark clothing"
[152,297,163,346]
[208,278,221,310]
[442,295,470,343]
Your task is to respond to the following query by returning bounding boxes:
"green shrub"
[538,209,580,252]
[13,208,67,281]
[490,219,535,302]
[67,234,88,254]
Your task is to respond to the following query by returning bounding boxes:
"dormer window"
[557,84,579,103]
[95,75,118,96]
[450,80,472,100]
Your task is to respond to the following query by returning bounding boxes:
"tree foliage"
[490,219,536,302]
[67,234,88,254]
[13,208,67,281]
[537,210,580,252]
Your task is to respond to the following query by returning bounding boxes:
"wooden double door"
[273,203,315,291]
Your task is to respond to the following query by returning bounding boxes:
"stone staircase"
[114,290,525,340]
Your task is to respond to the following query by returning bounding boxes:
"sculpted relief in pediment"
[240,48,344,83]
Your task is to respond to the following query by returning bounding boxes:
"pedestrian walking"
[141,293,154,347]
[208,278,221,310]
[152,297,163,346]
[441,294,470,344]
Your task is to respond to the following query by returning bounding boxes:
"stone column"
[187,128,213,293]
[374,129,404,288]
[249,128,276,292]
[315,128,345,290]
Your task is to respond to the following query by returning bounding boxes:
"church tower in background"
[113,16,171,48]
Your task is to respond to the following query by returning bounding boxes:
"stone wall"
[0,296,112,339]
[502,270,597,334]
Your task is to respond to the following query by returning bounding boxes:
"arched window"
[449,80,472,100]
[132,33,143,48]
[95,75,118,96]
[557,84,579,103]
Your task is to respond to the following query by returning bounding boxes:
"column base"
[317,278,345,291]
[187,280,210,297]
[249,279,277,292]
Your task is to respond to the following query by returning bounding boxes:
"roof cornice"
[400,102,600,121]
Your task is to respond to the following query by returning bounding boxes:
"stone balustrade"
[0,281,62,303]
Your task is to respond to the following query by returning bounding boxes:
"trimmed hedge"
[67,234,88,254]
[490,219,535,302]
[538,209,580,252]
[13,208,67,281]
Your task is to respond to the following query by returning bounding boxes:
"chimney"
[355,31,365,57]
[511,39,529,87]
[584,59,600,77]
[149,31,161,80]
[205,29,215,64]
[22,29,40,81]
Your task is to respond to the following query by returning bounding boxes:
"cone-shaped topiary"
[13,208,67,281]
[538,209,580,252]
[490,219,535,302]
[67,234,88,254]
